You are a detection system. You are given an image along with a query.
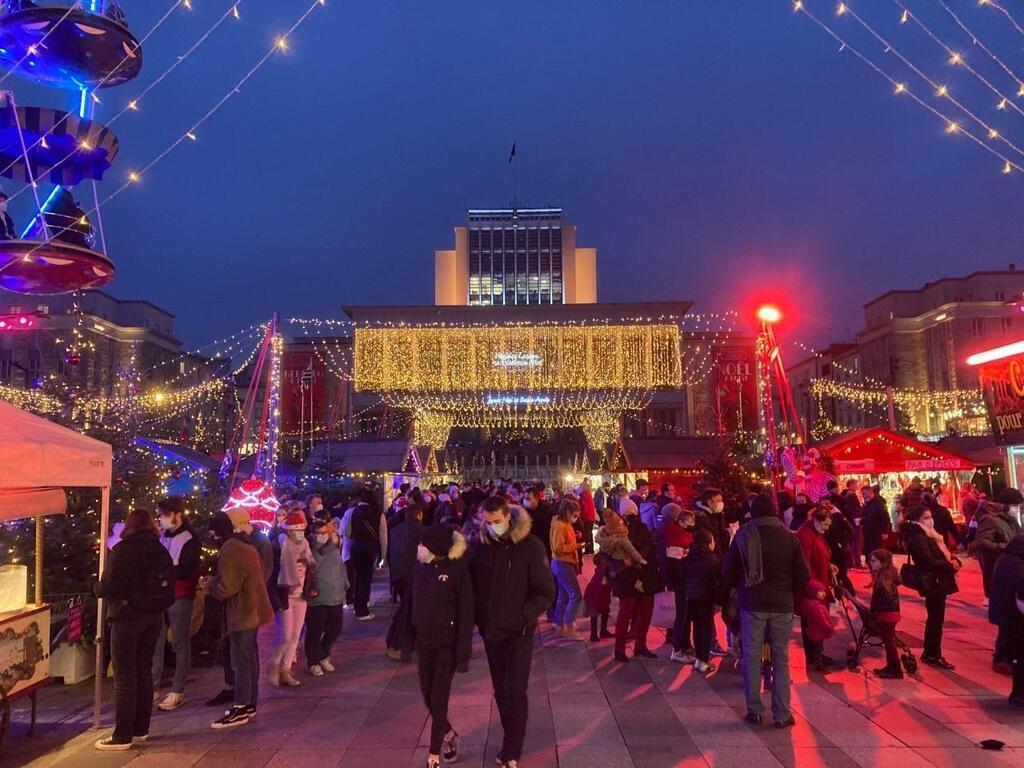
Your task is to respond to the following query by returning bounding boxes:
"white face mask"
[158,516,175,531]
[315,534,328,545]
[417,544,435,563]
[487,520,510,538]
[287,530,305,542]
[921,518,935,530]
[1011,505,1022,518]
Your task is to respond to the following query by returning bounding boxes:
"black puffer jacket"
[681,549,723,603]
[861,496,891,554]
[990,535,1024,631]
[412,531,474,665]
[467,506,555,641]
[95,530,174,621]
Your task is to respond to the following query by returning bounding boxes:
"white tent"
[0,398,112,728]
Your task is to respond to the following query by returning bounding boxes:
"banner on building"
[712,345,758,433]
[977,351,1024,446]
[281,352,327,434]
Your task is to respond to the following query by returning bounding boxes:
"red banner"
[281,352,327,434]
[712,344,758,433]
[978,352,1024,445]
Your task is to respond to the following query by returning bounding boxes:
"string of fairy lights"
[794,1,1024,176]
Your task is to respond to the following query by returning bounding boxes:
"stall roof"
[0,398,112,489]
[302,439,416,475]
[935,435,1006,468]
[618,437,719,471]
[817,427,975,474]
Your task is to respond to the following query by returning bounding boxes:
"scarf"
[734,515,780,587]
[914,521,953,562]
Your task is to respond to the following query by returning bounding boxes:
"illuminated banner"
[712,344,758,432]
[354,324,681,393]
[977,351,1024,445]
[281,351,326,433]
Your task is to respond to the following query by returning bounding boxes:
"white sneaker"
[309,664,324,677]
[356,613,376,621]
[670,650,695,664]
[157,692,185,711]
[983,598,990,608]
[320,658,335,673]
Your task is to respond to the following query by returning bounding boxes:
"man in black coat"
[989,535,1024,706]
[860,484,891,557]
[723,494,809,729]
[467,496,554,768]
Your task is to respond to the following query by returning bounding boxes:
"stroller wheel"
[901,654,918,674]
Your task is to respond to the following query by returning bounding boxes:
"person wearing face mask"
[150,496,200,711]
[975,488,1024,670]
[796,507,836,672]
[304,519,347,677]
[860,485,890,557]
[267,511,315,687]
[467,495,555,768]
[695,487,730,556]
[900,505,961,669]
[550,498,585,640]
[524,486,554,561]
[0,191,15,240]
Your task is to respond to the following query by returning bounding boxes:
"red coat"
[579,489,597,524]
[798,580,834,641]
[797,520,832,587]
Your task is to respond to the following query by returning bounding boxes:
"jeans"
[110,614,162,742]
[230,628,259,708]
[484,629,535,761]
[344,559,356,606]
[551,560,582,626]
[223,635,233,688]
[151,596,193,693]
[304,603,343,665]
[1009,629,1024,698]
[877,621,900,670]
[688,598,714,663]
[417,643,455,754]
[615,595,654,655]
[672,587,693,653]
[740,610,793,722]
[924,591,947,659]
[350,543,379,617]
[271,596,308,668]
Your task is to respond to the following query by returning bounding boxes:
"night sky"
[8,0,1024,348]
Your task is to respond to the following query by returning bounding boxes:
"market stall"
[0,398,112,736]
[817,426,976,514]
[611,437,719,503]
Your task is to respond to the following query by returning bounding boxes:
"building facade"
[434,208,597,306]
[790,266,1024,438]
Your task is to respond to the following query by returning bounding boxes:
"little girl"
[583,552,614,642]
[868,548,903,679]
[594,510,647,567]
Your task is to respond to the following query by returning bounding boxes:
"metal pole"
[34,516,43,605]
[93,484,110,729]
[886,386,897,431]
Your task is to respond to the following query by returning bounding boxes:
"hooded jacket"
[467,506,555,641]
[207,535,275,633]
[860,495,891,553]
[900,520,958,597]
[309,538,348,607]
[388,519,424,583]
[680,547,723,603]
[161,521,201,600]
[974,501,1022,558]
[694,501,730,554]
[989,535,1024,630]
[412,531,474,666]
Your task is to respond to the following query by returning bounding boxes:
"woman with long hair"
[550,497,584,640]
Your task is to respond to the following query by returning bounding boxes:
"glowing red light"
[18,316,26,325]
[757,305,782,324]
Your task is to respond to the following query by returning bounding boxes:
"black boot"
[590,616,599,643]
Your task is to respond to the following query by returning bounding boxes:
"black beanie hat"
[421,524,454,558]
[997,488,1024,506]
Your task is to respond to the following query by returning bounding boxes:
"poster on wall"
[712,345,758,433]
[0,605,49,698]
[281,352,327,434]
[977,352,1024,446]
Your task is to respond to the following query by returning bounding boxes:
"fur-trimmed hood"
[477,504,533,544]
[417,529,468,562]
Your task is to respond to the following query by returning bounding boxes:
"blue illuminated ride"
[0,0,139,295]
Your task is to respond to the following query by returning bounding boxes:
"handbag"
[900,561,926,597]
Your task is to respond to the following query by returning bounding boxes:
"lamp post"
[756,305,804,500]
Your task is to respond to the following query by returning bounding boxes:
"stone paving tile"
[839,746,938,768]
[263,750,343,768]
[191,749,277,768]
[910,746,1022,767]
[118,750,208,768]
[697,746,785,767]
[556,743,635,768]
[337,747,417,768]
[627,745,709,768]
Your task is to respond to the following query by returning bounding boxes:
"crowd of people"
[93,474,1024,765]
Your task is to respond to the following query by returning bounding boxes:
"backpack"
[131,546,176,613]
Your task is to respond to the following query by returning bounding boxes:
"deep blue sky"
[8,0,1024,347]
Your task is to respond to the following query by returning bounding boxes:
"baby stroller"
[832,579,918,674]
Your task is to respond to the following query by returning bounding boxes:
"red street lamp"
[757,305,782,325]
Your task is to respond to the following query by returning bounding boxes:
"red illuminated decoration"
[0,312,36,330]
[221,477,280,531]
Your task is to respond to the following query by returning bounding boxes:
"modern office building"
[434,207,597,306]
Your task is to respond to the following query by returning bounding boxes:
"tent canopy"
[0,398,112,489]
[818,427,975,475]
[617,437,719,471]
[302,438,416,475]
